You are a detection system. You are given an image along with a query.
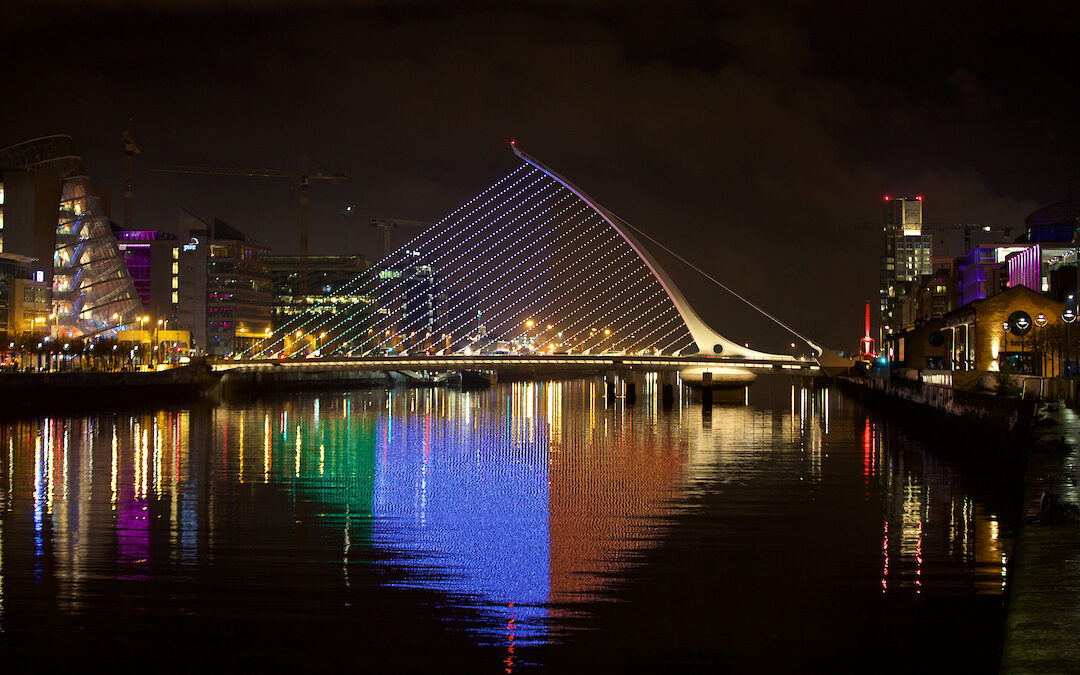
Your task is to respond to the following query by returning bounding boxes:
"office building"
[266,254,371,355]
[177,210,271,356]
[115,228,179,321]
[0,253,49,334]
[880,196,933,342]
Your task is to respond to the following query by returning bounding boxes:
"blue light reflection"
[372,406,551,646]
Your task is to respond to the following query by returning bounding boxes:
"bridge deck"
[211,355,820,374]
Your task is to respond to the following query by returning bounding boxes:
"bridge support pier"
[701,371,713,408]
[660,371,676,406]
[625,371,637,404]
[605,371,617,402]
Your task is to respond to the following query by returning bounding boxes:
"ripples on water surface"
[0,377,1014,671]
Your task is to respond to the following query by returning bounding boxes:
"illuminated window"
[172,291,178,304]
[172,276,178,289]
[172,262,179,274]
[172,246,179,259]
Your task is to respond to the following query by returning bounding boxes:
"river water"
[0,376,1015,672]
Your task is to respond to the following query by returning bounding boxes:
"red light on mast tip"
[883,195,890,201]
[510,139,516,146]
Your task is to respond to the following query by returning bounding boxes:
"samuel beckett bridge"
[218,144,850,387]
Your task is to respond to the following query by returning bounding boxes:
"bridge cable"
[612,214,820,351]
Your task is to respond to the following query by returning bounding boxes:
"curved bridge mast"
[512,143,808,361]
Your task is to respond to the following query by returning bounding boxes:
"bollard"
[702,371,713,407]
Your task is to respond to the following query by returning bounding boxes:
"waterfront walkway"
[1001,401,1080,673]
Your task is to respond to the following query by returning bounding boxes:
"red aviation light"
[916,195,923,201]
[884,195,890,201]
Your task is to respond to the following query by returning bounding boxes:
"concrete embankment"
[220,368,400,398]
[0,363,223,417]
[836,374,1036,435]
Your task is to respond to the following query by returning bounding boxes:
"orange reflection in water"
[546,382,688,609]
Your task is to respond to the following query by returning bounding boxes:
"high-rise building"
[880,195,932,341]
[176,210,271,356]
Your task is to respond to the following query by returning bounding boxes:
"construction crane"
[150,156,348,291]
[853,222,1014,253]
[924,223,1014,254]
[151,156,347,257]
[122,121,140,229]
[371,218,431,258]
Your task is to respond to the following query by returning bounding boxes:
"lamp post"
[1063,297,1077,376]
[1002,321,1010,371]
[1035,313,1048,376]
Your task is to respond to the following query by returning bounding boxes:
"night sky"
[3,1,1079,352]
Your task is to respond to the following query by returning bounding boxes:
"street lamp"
[1001,321,1010,371]
[1035,313,1048,376]
[1063,296,1077,375]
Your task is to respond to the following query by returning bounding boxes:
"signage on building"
[182,237,199,252]
[1008,310,1032,335]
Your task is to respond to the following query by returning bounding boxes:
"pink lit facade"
[1008,245,1041,292]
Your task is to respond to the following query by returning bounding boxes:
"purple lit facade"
[114,228,178,320]
[957,245,1030,306]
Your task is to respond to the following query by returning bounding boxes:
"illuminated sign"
[182,237,199,252]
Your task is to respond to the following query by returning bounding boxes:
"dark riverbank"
[0,362,222,418]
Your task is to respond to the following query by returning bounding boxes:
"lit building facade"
[177,210,271,356]
[0,252,49,334]
[880,196,932,342]
[1007,244,1072,297]
[957,245,1031,306]
[0,135,142,337]
[114,228,179,321]
[266,254,371,356]
[942,284,1064,375]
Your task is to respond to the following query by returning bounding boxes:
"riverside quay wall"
[838,374,1037,434]
[0,363,223,417]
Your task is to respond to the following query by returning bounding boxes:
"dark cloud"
[1,1,1078,351]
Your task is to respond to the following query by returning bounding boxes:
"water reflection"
[0,377,1012,666]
